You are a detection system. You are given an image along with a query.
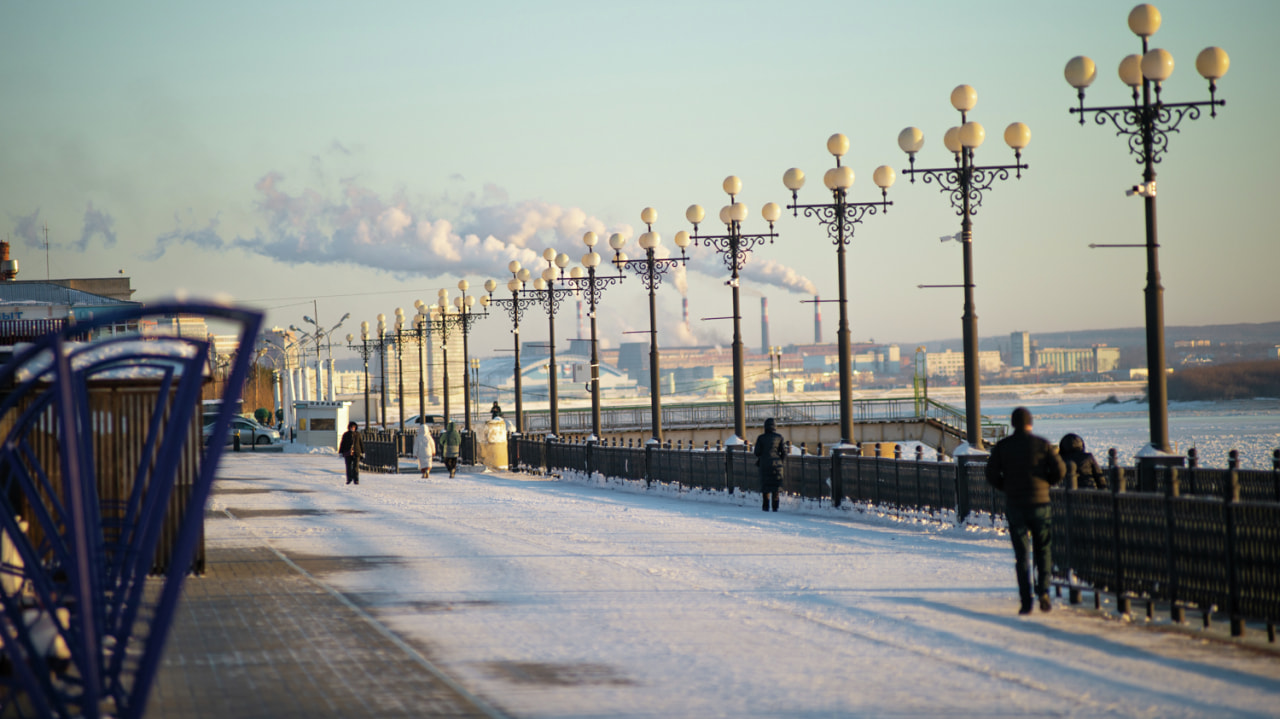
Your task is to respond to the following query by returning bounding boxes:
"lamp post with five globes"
[686,177,782,443]
[558,232,626,442]
[1063,3,1228,455]
[487,263,540,434]
[783,133,896,448]
[451,280,490,436]
[610,210,690,445]
[530,249,576,438]
[345,321,377,429]
[897,85,1030,449]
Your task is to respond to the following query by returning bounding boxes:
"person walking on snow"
[441,421,462,478]
[753,417,787,512]
[414,428,436,479]
[985,407,1066,615]
[338,421,364,486]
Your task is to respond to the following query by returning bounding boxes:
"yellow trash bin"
[478,417,509,470]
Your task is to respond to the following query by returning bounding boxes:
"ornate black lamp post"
[425,296,454,424]
[1064,3,1228,454]
[487,262,540,434]
[411,301,432,423]
[783,133,895,447]
[345,321,377,429]
[390,308,410,432]
[558,232,625,442]
[610,211,689,445]
[897,85,1030,449]
[452,279,491,435]
[530,249,577,438]
[375,313,390,427]
[686,177,781,443]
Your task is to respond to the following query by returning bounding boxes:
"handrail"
[518,396,1005,442]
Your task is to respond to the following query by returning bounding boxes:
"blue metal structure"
[0,302,262,718]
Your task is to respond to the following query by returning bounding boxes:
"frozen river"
[209,453,1280,718]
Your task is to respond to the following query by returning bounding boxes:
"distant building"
[1010,331,1031,368]
[924,349,1002,378]
[1033,345,1120,375]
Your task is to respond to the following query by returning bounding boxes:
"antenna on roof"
[43,222,50,280]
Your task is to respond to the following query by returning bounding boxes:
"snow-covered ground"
[209,454,1280,718]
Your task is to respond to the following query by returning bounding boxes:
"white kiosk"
[294,400,351,449]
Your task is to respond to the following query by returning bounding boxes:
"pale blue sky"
[2,0,1275,359]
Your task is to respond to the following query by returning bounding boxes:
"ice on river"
[208,454,1280,718]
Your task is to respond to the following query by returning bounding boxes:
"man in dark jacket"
[1059,433,1106,490]
[753,418,787,512]
[985,408,1066,614]
[338,421,364,485]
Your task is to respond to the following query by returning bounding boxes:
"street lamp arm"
[903,165,1025,216]
[559,272,626,308]
[617,256,686,292]
[1071,101,1220,165]
[788,200,893,245]
[487,295,541,326]
[691,230,776,273]
[523,286,576,317]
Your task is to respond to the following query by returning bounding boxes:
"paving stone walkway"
[148,542,505,719]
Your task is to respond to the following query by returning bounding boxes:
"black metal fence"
[508,436,1280,638]
[359,428,479,473]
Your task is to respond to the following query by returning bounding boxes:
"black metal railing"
[507,436,1280,638]
[359,430,399,473]
[514,397,1007,444]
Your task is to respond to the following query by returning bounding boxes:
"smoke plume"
[75,202,118,251]
[147,166,817,295]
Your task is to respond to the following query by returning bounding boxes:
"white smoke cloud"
[146,163,817,296]
[738,258,817,295]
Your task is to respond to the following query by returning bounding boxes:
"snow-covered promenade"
[161,453,1280,718]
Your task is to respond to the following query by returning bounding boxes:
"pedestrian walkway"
[148,539,505,719]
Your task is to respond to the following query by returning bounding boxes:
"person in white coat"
[414,429,436,478]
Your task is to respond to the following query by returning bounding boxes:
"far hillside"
[1167,361,1280,401]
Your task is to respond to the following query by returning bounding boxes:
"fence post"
[1272,448,1280,503]
[645,440,655,489]
[1226,449,1244,638]
[1109,448,1129,616]
[955,454,971,524]
[1163,457,1183,623]
[586,438,595,478]
[831,446,851,509]
[1064,463,1079,604]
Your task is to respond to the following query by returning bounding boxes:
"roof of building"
[0,282,140,307]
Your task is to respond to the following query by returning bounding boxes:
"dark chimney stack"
[760,297,769,354]
[813,294,821,344]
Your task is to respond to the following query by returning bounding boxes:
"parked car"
[204,417,280,446]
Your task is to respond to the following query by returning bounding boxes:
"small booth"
[294,400,350,448]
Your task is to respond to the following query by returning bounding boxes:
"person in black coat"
[338,421,364,486]
[1059,433,1106,490]
[985,408,1066,615]
[753,418,787,512]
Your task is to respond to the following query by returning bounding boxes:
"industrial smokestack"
[0,242,17,281]
[577,299,584,340]
[813,295,821,344]
[682,297,689,328]
[760,297,769,354]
